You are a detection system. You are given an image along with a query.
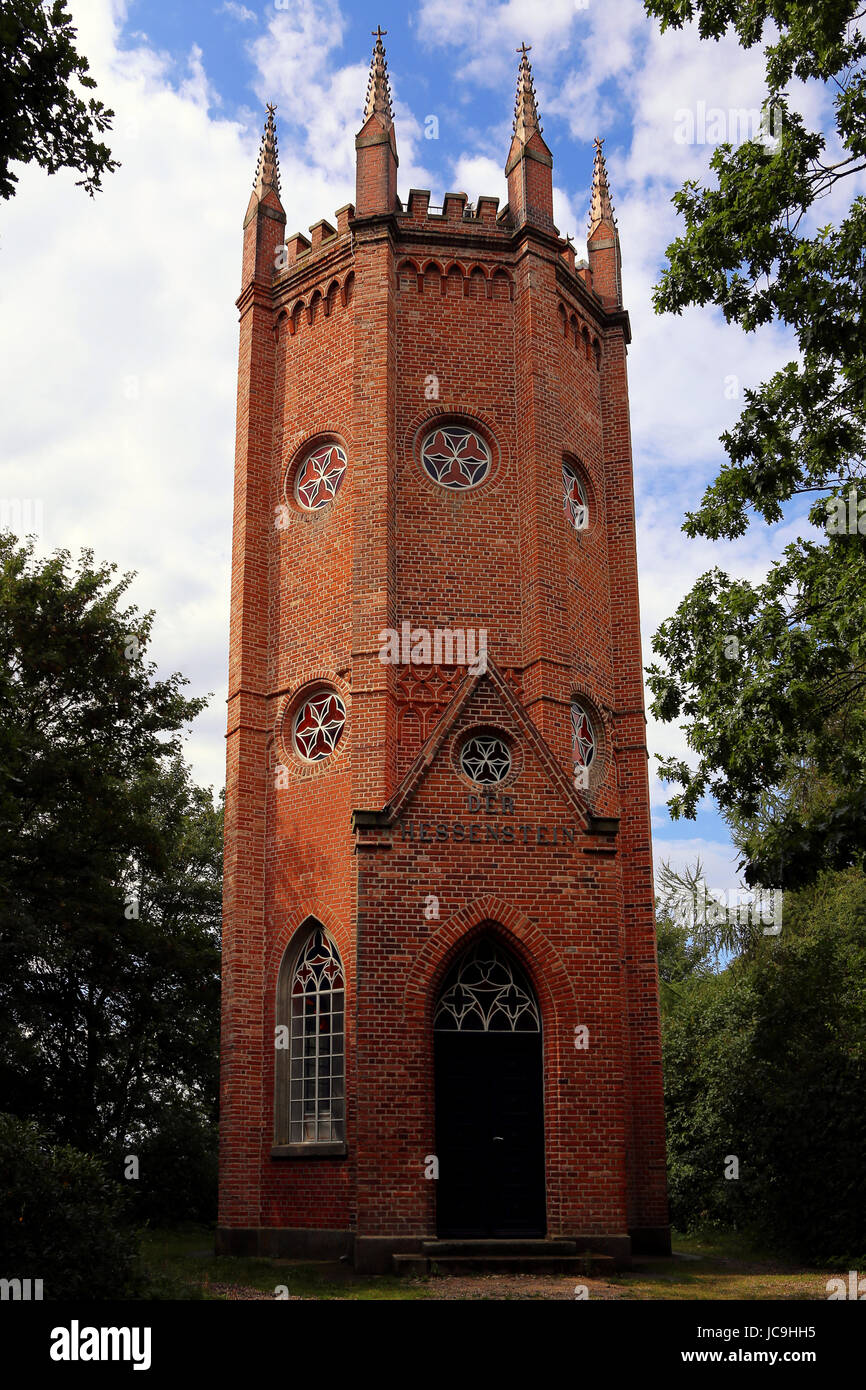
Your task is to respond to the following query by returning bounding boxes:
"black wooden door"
[434,1030,545,1237]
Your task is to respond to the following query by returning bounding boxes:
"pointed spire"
[587,136,622,304]
[512,41,542,143]
[355,26,398,216]
[505,43,553,231]
[363,25,393,129]
[588,136,616,234]
[242,101,286,284]
[253,103,281,199]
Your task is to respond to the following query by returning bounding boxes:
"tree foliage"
[644,0,866,886]
[661,869,866,1262]
[0,0,118,201]
[0,536,221,1172]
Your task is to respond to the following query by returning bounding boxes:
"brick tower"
[218,34,670,1272]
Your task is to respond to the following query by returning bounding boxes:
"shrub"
[0,1112,142,1299]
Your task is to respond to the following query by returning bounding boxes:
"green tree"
[0,0,118,201]
[662,869,866,1261]
[0,535,221,1164]
[644,0,866,887]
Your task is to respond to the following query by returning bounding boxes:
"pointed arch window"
[434,938,540,1033]
[274,925,345,1151]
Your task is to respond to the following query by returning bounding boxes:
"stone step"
[421,1238,578,1258]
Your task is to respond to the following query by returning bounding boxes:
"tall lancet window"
[275,925,345,1148]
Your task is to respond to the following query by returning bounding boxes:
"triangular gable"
[379,659,594,831]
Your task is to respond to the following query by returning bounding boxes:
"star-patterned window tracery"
[289,929,344,1143]
[459,734,512,784]
[571,701,596,773]
[294,442,348,510]
[434,939,540,1033]
[293,689,346,762]
[421,424,491,489]
[563,460,589,531]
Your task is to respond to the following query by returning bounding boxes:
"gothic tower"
[218,34,670,1271]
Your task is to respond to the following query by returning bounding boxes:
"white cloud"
[652,835,745,895]
[218,1,257,21]
[552,184,584,248]
[417,0,585,80]
[0,0,378,796]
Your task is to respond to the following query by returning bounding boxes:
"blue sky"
[1,0,847,893]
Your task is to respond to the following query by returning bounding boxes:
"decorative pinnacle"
[253,103,280,198]
[588,135,616,232]
[513,42,542,141]
[364,25,393,128]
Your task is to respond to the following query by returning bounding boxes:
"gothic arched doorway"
[433,936,546,1238]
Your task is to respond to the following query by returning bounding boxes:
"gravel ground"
[409,1273,620,1300]
[205,1273,616,1300]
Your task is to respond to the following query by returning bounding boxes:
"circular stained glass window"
[571,702,596,771]
[460,734,512,784]
[421,424,491,489]
[563,461,588,531]
[294,442,348,510]
[293,689,346,762]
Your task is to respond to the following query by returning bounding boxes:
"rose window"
[563,461,588,530]
[421,425,491,489]
[294,442,347,510]
[459,734,511,784]
[293,689,346,761]
[571,702,596,772]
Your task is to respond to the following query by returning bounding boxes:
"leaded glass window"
[434,939,540,1033]
[571,701,596,775]
[563,460,588,531]
[289,929,345,1143]
[293,689,346,761]
[459,734,511,784]
[294,442,347,510]
[421,424,491,489]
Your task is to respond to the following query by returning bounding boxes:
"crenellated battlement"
[399,189,509,228]
[271,201,612,342]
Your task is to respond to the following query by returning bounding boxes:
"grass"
[138,1226,833,1301]
[616,1231,829,1301]
[138,1227,431,1300]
